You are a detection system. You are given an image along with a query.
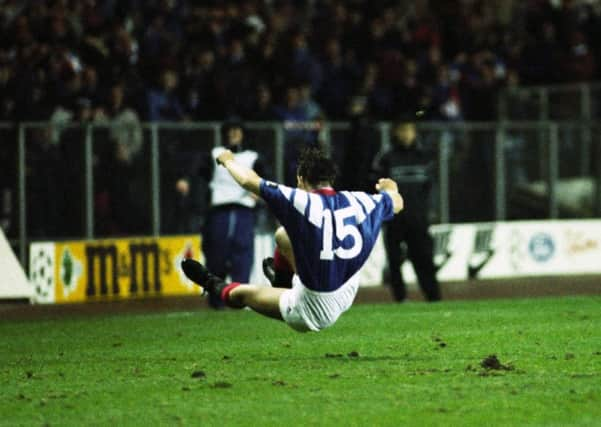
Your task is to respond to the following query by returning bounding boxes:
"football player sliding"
[181,147,403,332]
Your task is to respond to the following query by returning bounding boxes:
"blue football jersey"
[260,180,395,292]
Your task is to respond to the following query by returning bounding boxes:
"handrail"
[5,120,601,132]
[5,119,601,270]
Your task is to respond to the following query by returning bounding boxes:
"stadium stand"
[0,0,600,124]
[2,1,601,276]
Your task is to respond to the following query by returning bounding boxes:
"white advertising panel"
[477,220,601,278]
[373,220,601,285]
[0,228,33,300]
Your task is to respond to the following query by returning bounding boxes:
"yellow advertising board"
[29,236,203,304]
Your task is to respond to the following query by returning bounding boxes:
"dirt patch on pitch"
[465,354,515,376]
[480,354,513,371]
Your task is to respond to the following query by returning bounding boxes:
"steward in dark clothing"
[373,119,441,302]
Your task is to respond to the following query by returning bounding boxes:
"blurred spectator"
[462,51,503,121]
[519,20,562,84]
[284,28,323,92]
[26,128,64,237]
[339,95,379,192]
[147,69,185,121]
[275,85,307,127]
[363,62,394,119]
[248,82,277,120]
[298,80,322,121]
[79,66,102,109]
[3,0,601,240]
[562,30,596,81]
[105,83,142,155]
[316,37,358,119]
[394,57,425,118]
[0,0,598,125]
[95,82,147,236]
[431,64,462,121]
[275,84,319,185]
[183,48,224,120]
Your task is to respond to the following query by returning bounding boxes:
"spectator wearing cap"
[147,69,185,121]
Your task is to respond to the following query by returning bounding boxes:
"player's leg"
[181,258,286,321]
[274,226,296,271]
[262,226,294,287]
[181,258,355,332]
[227,285,286,320]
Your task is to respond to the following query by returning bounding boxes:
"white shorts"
[278,272,360,332]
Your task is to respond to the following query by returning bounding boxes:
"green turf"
[1,296,600,426]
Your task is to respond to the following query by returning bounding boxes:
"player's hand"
[375,178,398,193]
[376,178,404,213]
[216,149,234,166]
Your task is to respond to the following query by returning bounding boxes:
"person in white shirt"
[179,119,265,308]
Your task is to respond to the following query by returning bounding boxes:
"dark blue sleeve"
[376,192,395,222]
[259,179,295,225]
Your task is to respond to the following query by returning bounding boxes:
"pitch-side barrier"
[26,220,601,303]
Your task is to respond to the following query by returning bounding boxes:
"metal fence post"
[497,90,507,120]
[84,125,94,239]
[539,88,549,181]
[437,130,450,224]
[17,124,26,268]
[494,124,506,220]
[548,123,559,219]
[150,123,160,236]
[321,122,331,156]
[596,131,601,216]
[214,122,222,148]
[379,122,391,153]
[580,83,592,176]
[274,124,285,184]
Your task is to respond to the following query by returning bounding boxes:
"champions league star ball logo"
[60,247,82,297]
[30,246,55,302]
[528,233,555,262]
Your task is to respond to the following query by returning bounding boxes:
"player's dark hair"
[296,147,338,187]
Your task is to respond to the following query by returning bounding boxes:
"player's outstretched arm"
[375,178,404,214]
[216,149,262,195]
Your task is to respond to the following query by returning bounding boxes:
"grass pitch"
[1,296,600,426]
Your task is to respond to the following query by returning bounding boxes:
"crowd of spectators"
[1,0,600,126]
[2,0,601,237]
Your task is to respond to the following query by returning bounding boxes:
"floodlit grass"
[1,296,600,426]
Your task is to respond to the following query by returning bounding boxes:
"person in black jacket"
[373,116,441,302]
